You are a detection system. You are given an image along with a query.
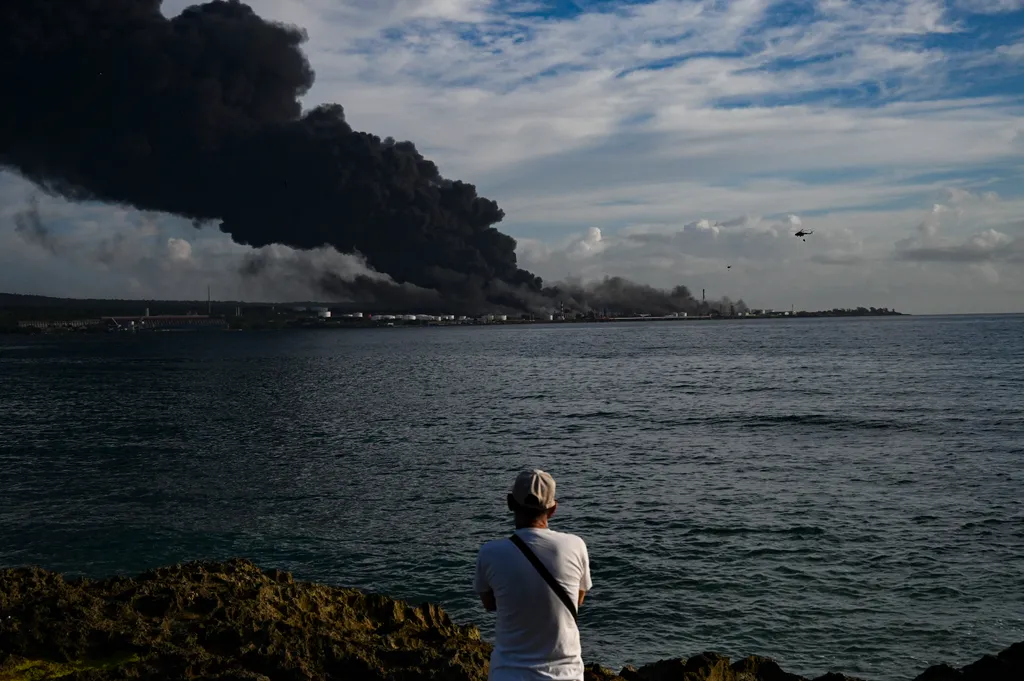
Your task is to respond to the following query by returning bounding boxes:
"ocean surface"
[1,316,1022,680]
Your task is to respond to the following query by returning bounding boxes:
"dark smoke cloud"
[542,277,746,316]
[0,0,541,305]
[1,0,738,314]
[13,196,58,254]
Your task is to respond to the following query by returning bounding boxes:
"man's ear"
[547,501,558,519]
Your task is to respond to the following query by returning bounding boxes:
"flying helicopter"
[794,228,813,242]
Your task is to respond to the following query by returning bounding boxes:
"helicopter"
[794,228,813,242]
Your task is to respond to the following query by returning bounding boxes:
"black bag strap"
[508,534,578,623]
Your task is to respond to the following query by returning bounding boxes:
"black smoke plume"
[543,277,746,317]
[13,196,58,254]
[0,0,541,306]
[1,0,739,315]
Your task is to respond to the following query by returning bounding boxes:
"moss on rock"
[0,654,140,681]
[0,559,489,680]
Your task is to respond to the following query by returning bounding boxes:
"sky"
[2,0,1023,314]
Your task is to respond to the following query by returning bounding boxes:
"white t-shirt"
[474,527,593,681]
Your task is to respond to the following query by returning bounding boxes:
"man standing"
[474,469,593,681]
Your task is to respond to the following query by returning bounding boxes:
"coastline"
[1,310,909,335]
[0,560,1018,681]
[0,291,907,334]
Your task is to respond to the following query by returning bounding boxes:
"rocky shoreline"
[0,560,1019,681]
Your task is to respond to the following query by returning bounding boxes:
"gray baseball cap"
[512,469,557,510]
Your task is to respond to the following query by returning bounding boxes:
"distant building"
[18,319,99,330]
[102,315,227,330]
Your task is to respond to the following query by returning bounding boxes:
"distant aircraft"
[727,265,732,269]
[794,228,813,242]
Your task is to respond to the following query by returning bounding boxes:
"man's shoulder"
[478,536,513,557]
[478,530,587,554]
[546,529,588,553]
[547,529,586,543]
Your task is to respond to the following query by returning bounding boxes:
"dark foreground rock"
[0,560,1019,681]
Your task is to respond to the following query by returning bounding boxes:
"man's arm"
[578,539,592,609]
[474,548,496,612]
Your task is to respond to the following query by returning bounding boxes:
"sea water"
[1,315,1022,680]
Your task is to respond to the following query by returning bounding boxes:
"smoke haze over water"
[545,277,744,316]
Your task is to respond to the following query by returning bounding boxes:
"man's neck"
[515,518,549,530]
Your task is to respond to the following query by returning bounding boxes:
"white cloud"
[566,227,608,260]
[893,189,1024,264]
[166,238,193,263]
[518,210,842,284]
[995,43,1024,61]
[896,226,1024,263]
[511,186,1024,312]
[955,0,1024,14]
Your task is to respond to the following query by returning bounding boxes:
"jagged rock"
[731,654,805,680]
[585,662,622,681]
[912,640,1024,681]
[0,560,1021,681]
[610,653,868,681]
[0,559,490,681]
[912,664,960,681]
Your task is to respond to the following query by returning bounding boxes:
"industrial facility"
[103,314,229,331]
[1,291,905,335]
